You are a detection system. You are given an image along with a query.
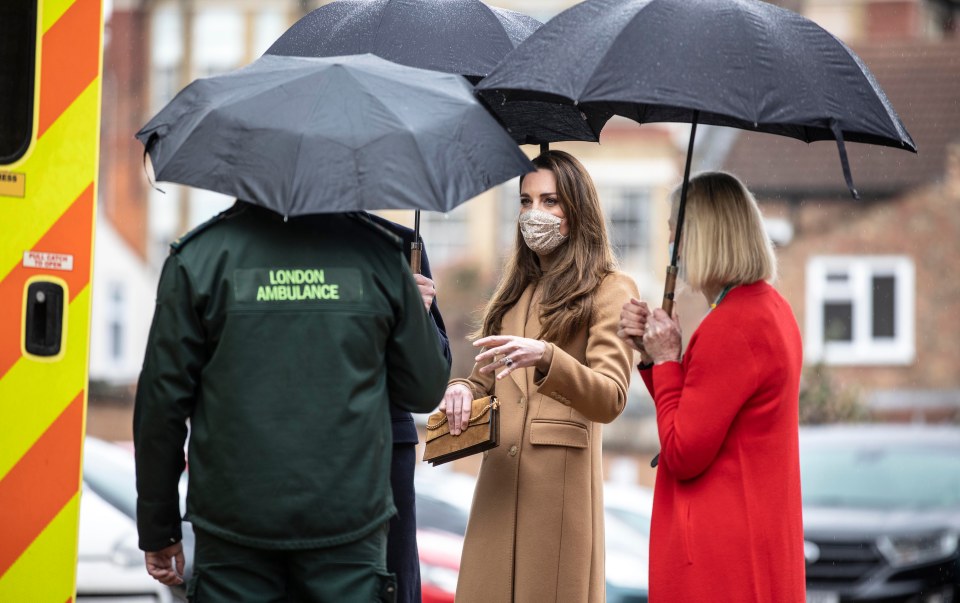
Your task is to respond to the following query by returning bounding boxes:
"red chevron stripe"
[38,0,101,139]
[0,392,84,578]
[0,185,94,379]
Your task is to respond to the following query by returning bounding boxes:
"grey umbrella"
[262,0,608,270]
[137,53,532,218]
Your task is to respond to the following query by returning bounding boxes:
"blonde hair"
[672,171,777,293]
[473,150,617,344]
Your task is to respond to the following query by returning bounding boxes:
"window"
[150,5,183,113]
[805,256,915,365]
[193,9,244,77]
[0,0,37,163]
[420,205,471,268]
[605,187,652,264]
[108,283,125,361]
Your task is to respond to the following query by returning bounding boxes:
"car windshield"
[82,438,139,519]
[801,443,960,509]
[416,493,469,536]
[83,437,189,520]
[606,506,651,537]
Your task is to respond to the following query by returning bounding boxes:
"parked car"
[800,425,960,603]
[414,470,651,602]
[417,528,462,603]
[77,475,174,601]
[604,482,653,603]
[81,437,191,602]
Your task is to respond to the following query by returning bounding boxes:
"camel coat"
[450,272,638,603]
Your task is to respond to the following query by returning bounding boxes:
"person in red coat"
[618,171,806,602]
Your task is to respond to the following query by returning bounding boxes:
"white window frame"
[805,255,915,366]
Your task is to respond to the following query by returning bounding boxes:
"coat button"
[519,396,525,405]
[509,445,518,456]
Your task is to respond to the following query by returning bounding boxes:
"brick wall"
[100,9,150,260]
[759,169,960,411]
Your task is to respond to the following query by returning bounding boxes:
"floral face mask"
[519,209,568,255]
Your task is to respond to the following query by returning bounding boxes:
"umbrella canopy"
[477,0,916,185]
[265,0,539,81]
[137,53,533,217]
[477,0,916,313]
[264,0,609,145]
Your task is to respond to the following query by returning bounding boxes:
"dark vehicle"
[800,425,960,603]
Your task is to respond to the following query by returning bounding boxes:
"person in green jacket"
[133,201,450,602]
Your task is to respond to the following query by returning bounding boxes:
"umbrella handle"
[410,241,422,274]
[631,264,679,359]
[647,266,680,471]
[661,265,678,316]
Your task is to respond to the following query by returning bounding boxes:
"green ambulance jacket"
[134,202,450,551]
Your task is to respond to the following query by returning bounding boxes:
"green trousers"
[187,525,397,603]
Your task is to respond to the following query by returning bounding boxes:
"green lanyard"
[710,284,735,311]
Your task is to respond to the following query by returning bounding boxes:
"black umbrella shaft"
[651,111,700,471]
[662,110,700,316]
[411,210,422,274]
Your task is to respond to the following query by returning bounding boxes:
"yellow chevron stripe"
[0,287,90,479]
[0,493,81,601]
[0,81,100,282]
[42,0,78,33]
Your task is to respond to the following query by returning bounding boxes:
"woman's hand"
[642,308,682,365]
[474,335,547,381]
[440,383,473,435]
[618,298,652,361]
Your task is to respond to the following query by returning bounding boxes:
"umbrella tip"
[284,214,289,223]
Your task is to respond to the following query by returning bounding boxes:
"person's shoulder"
[345,212,405,251]
[360,212,415,243]
[597,270,640,298]
[169,201,247,254]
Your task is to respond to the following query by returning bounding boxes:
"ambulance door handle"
[25,281,64,357]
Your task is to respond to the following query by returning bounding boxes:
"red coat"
[641,281,806,602]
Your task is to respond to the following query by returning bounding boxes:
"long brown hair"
[475,150,617,344]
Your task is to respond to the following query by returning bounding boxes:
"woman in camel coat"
[441,150,639,603]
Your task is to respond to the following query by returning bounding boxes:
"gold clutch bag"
[422,396,499,466]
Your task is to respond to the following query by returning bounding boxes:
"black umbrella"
[136,54,532,219]
[264,0,610,147]
[264,0,609,270]
[266,0,539,81]
[477,0,916,312]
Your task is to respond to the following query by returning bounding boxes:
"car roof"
[603,482,654,512]
[799,424,960,447]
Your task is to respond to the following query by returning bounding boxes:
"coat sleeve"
[535,272,639,424]
[420,244,452,366]
[133,254,204,551]
[386,253,452,414]
[653,325,760,481]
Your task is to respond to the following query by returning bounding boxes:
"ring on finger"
[503,357,514,368]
